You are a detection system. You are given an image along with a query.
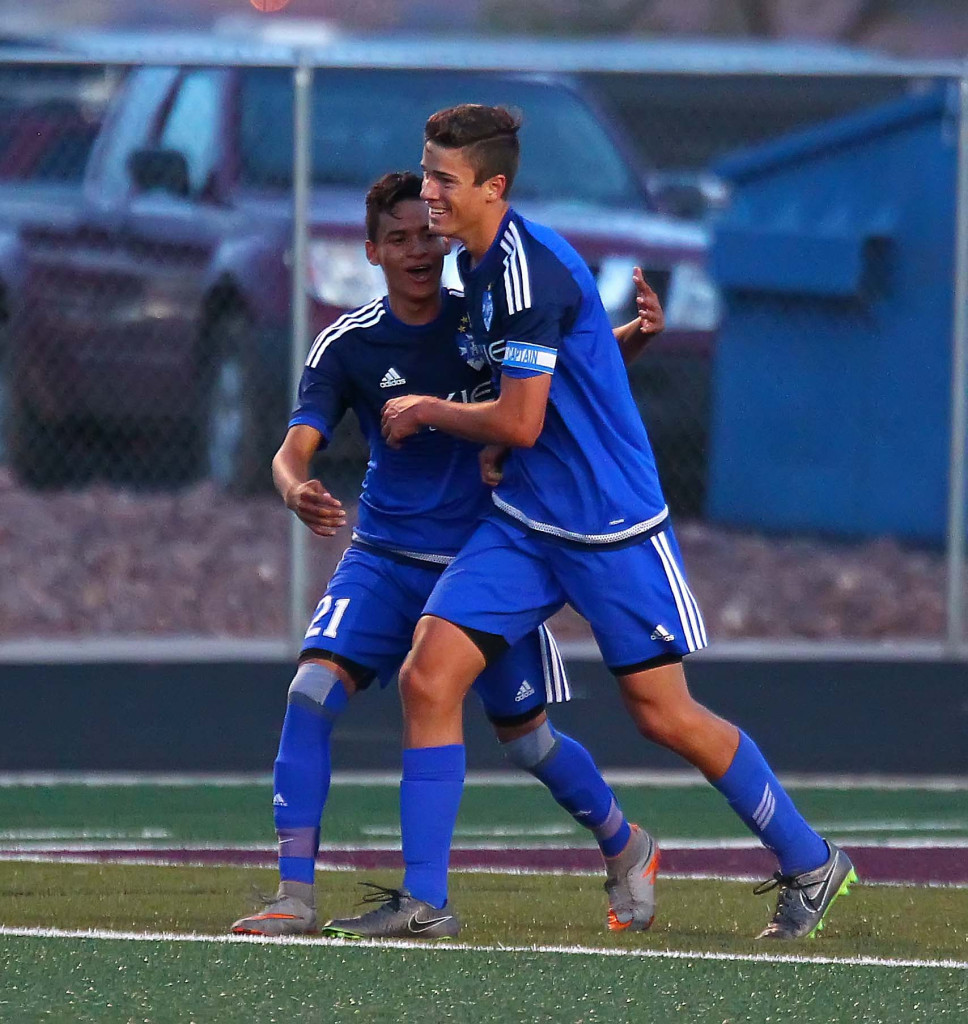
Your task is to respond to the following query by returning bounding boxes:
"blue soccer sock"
[503,722,631,857]
[400,744,466,909]
[272,664,350,885]
[713,730,828,877]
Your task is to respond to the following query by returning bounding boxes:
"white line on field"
[0,770,966,790]
[0,925,964,971]
[813,820,968,833]
[2,855,966,889]
[0,829,171,841]
[2,836,968,853]
[362,825,577,838]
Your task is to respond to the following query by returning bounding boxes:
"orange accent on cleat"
[604,826,659,932]
[608,908,633,931]
[230,893,317,936]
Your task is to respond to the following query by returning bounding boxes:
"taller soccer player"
[324,106,857,942]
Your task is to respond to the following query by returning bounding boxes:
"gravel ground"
[0,468,950,642]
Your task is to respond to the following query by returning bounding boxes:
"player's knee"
[287,662,350,720]
[398,655,436,709]
[630,697,702,750]
[500,718,559,773]
[398,654,460,717]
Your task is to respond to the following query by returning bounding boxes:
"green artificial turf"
[0,862,965,960]
[2,934,965,1024]
[0,782,964,845]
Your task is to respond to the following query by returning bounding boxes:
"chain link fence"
[0,44,963,648]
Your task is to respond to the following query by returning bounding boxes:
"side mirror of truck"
[645,171,731,222]
[128,148,191,198]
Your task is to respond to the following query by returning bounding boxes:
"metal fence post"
[946,72,968,652]
[289,57,314,651]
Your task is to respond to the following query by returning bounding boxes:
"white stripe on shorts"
[537,624,571,703]
[650,531,706,653]
[656,531,708,648]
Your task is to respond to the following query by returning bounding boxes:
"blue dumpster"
[707,85,958,542]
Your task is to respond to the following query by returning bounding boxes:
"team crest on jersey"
[481,286,494,332]
[457,326,486,371]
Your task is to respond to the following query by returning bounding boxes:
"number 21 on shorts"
[305,595,351,639]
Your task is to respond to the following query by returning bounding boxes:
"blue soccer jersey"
[290,290,494,557]
[458,210,669,546]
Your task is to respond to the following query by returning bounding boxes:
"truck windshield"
[239,68,643,208]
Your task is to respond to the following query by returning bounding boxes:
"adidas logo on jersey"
[380,367,407,388]
[651,625,676,642]
[514,679,536,702]
[272,793,288,807]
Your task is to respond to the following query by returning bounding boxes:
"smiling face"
[365,197,448,311]
[420,141,508,257]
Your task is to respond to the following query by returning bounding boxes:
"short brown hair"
[365,171,423,242]
[424,104,521,197]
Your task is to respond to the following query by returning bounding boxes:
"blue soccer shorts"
[299,544,570,720]
[423,515,708,673]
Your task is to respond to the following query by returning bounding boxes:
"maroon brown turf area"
[8,845,967,886]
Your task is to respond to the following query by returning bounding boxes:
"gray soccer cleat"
[605,824,659,932]
[231,890,317,936]
[755,841,858,939]
[321,883,459,940]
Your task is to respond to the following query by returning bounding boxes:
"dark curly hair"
[424,104,521,197]
[365,171,424,242]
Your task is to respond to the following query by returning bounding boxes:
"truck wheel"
[203,311,271,494]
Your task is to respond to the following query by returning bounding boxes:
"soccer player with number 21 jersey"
[231,171,667,938]
[322,105,858,943]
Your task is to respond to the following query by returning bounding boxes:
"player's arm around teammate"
[477,268,664,487]
[381,267,663,450]
[615,266,664,362]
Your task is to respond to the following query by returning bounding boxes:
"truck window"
[0,104,99,183]
[238,68,643,209]
[99,66,179,196]
[158,69,223,194]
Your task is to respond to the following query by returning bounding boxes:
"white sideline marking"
[0,835,962,851]
[2,837,968,854]
[2,855,966,889]
[0,829,171,841]
[0,925,965,971]
[813,820,968,833]
[363,825,577,838]
[0,770,966,791]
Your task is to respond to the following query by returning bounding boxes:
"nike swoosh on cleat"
[407,913,454,934]
[803,871,836,913]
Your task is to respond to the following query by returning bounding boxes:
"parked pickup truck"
[0,51,719,499]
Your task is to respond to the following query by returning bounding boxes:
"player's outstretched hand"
[285,479,346,537]
[381,395,427,448]
[634,267,665,336]
[480,444,509,487]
